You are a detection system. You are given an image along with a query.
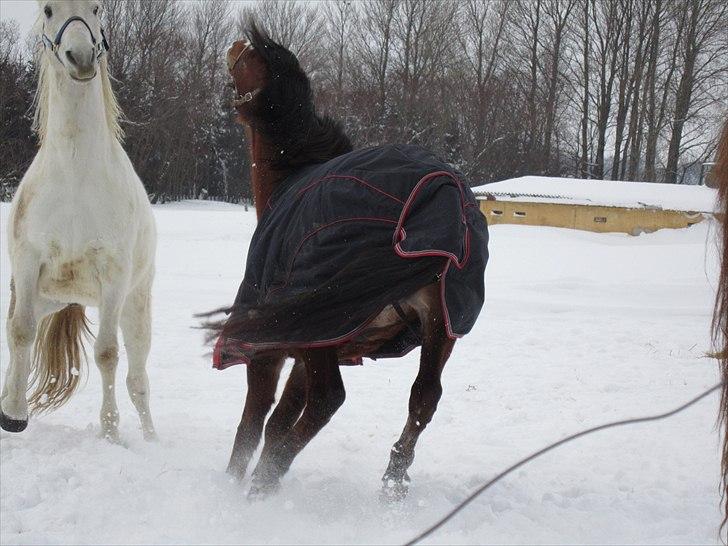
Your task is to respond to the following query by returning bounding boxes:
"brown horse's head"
[226,22,310,130]
[225,22,352,170]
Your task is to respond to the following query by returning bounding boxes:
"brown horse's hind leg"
[227,357,284,480]
[249,347,345,498]
[263,359,307,449]
[381,284,455,501]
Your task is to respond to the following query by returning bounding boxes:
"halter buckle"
[232,90,259,108]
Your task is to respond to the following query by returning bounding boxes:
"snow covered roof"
[472,176,717,213]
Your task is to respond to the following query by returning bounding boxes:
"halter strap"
[42,16,109,62]
[229,42,260,108]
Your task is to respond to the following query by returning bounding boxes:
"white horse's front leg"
[120,278,156,440]
[95,283,127,442]
[1,256,42,431]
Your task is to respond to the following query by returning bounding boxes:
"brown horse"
[207,24,488,500]
[714,118,728,531]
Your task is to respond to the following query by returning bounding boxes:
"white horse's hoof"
[99,429,122,445]
[0,409,28,433]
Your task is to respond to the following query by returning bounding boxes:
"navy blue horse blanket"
[213,144,489,369]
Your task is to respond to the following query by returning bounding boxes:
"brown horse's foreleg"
[382,297,455,500]
[263,359,307,449]
[249,348,345,497]
[227,357,284,480]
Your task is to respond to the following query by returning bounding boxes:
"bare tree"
[577,0,591,178]
[624,1,659,181]
[457,0,511,176]
[321,1,354,113]
[392,0,457,139]
[591,0,627,179]
[0,20,35,198]
[352,0,398,123]
[643,0,684,182]
[510,0,545,170]
[237,0,325,74]
[663,0,727,183]
[541,0,577,173]
[185,0,233,197]
[608,0,636,179]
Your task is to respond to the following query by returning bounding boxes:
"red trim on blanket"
[391,170,472,339]
[392,170,471,270]
[214,304,395,369]
[297,174,406,205]
[213,335,230,367]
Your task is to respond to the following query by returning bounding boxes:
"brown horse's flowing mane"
[713,118,728,535]
[245,22,352,171]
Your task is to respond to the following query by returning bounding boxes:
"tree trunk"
[579,0,590,178]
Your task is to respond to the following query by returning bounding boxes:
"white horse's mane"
[31,17,123,145]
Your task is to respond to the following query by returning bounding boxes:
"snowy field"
[0,200,722,545]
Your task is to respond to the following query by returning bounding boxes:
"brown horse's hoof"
[247,478,280,501]
[227,462,247,482]
[380,473,410,503]
[0,409,28,433]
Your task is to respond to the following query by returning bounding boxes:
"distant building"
[473,176,717,235]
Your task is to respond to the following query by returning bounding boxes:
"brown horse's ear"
[245,19,269,54]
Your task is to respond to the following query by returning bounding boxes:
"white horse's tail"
[28,305,93,414]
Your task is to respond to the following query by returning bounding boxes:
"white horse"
[0,0,156,442]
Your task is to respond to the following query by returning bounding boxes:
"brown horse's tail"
[28,304,93,414]
[713,119,728,534]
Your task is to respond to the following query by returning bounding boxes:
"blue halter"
[41,16,109,62]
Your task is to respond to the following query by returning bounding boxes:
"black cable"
[405,382,722,545]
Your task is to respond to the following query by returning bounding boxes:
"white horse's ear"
[32,4,46,37]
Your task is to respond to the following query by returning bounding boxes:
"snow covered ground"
[0,200,722,545]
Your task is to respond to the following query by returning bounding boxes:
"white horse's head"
[37,0,107,82]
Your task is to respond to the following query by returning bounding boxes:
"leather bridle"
[41,16,109,64]
[229,42,261,108]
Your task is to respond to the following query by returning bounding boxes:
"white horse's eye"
[93,6,99,16]
[44,5,53,18]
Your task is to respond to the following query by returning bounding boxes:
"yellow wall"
[478,199,707,235]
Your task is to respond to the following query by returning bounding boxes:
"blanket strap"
[393,301,420,340]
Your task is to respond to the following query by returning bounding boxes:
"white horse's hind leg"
[95,284,126,442]
[120,279,156,440]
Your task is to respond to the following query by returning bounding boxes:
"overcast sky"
[1,1,39,38]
